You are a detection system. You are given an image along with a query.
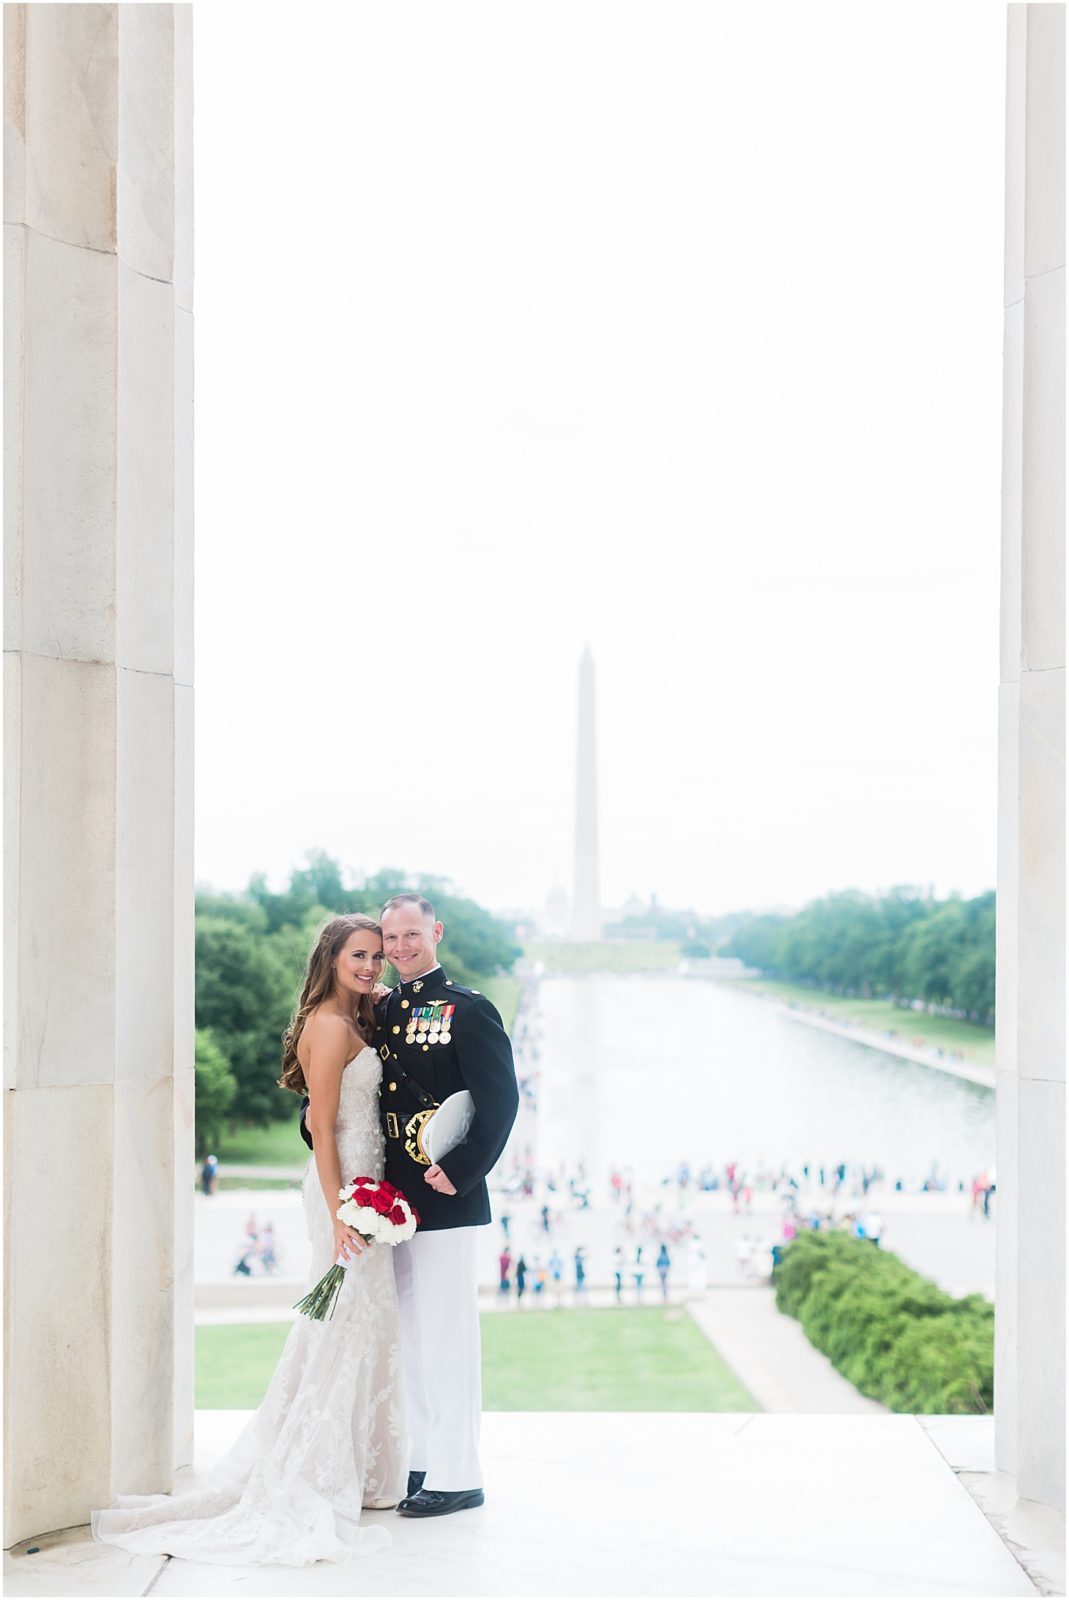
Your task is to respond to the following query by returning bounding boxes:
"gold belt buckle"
[385,1111,400,1139]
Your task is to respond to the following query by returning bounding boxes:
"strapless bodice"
[303,1044,385,1202]
[333,1044,382,1139]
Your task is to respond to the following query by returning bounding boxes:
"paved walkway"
[687,1287,887,1414]
[215,1164,303,1180]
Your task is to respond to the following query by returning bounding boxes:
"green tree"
[726,913,788,973]
[195,916,296,1125]
[194,892,268,933]
[248,849,364,933]
[725,887,993,1020]
[194,1027,237,1156]
[235,854,520,978]
[900,899,967,1008]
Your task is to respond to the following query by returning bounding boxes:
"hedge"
[773,1230,993,1413]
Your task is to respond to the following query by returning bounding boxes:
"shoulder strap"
[390,1060,438,1111]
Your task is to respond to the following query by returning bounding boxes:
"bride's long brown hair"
[278,914,383,1096]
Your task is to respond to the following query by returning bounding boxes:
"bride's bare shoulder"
[299,1008,354,1063]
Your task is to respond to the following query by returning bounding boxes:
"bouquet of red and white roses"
[294,1177,419,1322]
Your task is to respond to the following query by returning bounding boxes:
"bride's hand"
[333,1217,366,1260]
[372,982,391,1003]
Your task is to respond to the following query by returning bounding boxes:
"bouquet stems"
[293,1239,372,1322]
[294,1263,346,1321]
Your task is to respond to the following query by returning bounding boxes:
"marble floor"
[5,1412,1061,1599]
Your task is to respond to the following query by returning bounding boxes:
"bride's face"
[333,932,385,999]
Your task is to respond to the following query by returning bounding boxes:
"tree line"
[195,852,521,1149]
[723,887,995,1025]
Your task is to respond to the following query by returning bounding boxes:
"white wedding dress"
[93,1046,407,1566]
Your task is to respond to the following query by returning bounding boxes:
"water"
[533,974,995,1185]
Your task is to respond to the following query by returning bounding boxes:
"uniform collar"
[396,963,443,996]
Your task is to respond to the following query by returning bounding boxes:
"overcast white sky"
[194,2,1007,918]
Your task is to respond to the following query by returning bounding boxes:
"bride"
[93,914,408,1566]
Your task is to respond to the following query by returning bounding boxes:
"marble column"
[994,3,1065,1514]
[571,646,603,940]
[3,4,194,1544]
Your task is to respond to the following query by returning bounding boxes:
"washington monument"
[571,646,603,940]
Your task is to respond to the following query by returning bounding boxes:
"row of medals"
[406,1002,454,1047]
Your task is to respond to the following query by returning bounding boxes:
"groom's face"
[381,905,444,980]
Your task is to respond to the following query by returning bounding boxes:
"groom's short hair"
[380,892,437,921]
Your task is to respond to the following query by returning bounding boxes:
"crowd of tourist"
[494,1234,705,1306]
[500,1151,996,1216]
[231,1213,283,1277]
[489,1144,997,1304]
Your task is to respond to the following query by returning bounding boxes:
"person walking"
[498,1247,512,1297]
[200,1153,218,1196]
[656,1241,671,1301]
[862,1210,884,1246]
[686,1237,707,1293]
[612,1244,625,1302]
[232,1243,254,1278]
[971,1173,986,1217]
[574,1246,588,1301]
[983,1172,996,1219]
[633,1244,645,1300]
[260,1221,279,1275]
[515,1253,528,1306]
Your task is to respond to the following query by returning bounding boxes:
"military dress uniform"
[299,964,518,1498]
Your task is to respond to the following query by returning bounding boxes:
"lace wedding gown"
[93,1046,407,1566]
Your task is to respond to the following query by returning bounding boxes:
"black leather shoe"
[396,1487,485,1518]
[406,1470,426,1498]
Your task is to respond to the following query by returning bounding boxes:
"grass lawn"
[728,977,995,1068]
[480,1305,756,1410]
[478,973,522,1032]
[208,1117,307,1168]
[195,1308,757,1412]
[524,941,682,976]
[216,1176,301,1192]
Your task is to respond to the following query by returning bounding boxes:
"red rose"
[371,1190,393,1214]
[388,1204,407,1225]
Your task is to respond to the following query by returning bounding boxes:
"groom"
[299,892,519,1518]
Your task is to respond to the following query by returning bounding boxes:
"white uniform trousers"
[393,1225,483,1491]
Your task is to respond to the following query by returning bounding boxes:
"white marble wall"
[995,3,1065,1515]
[3,4,193,1544]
